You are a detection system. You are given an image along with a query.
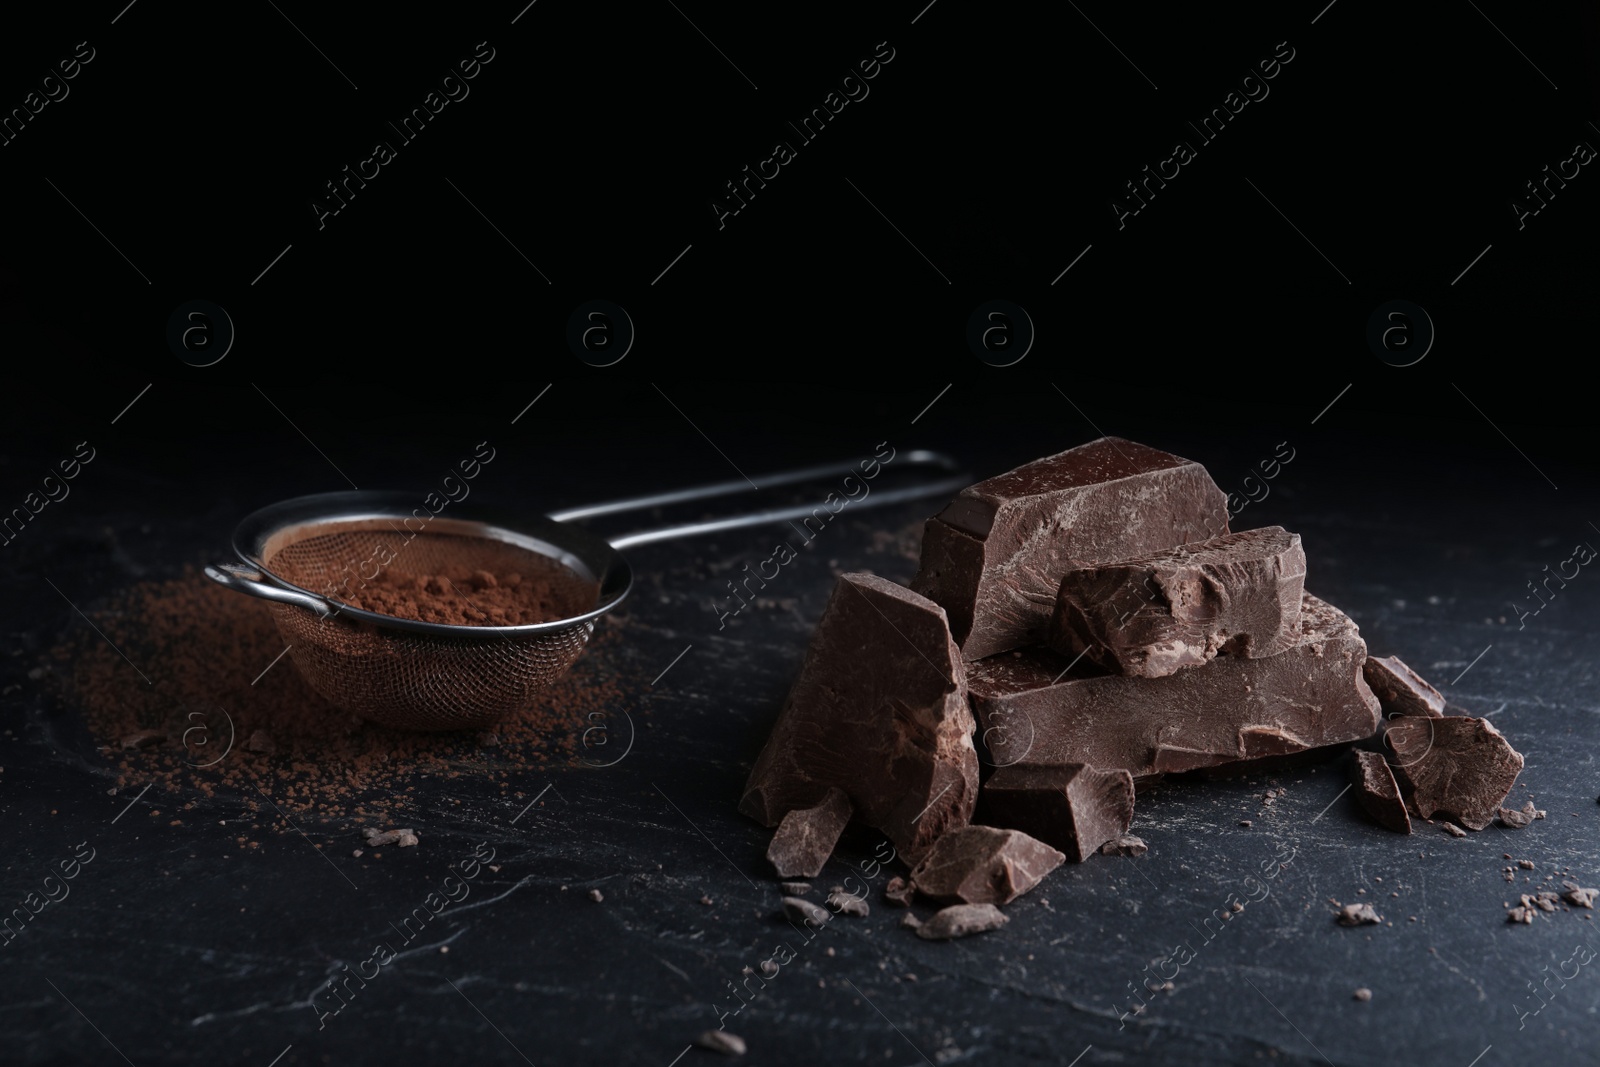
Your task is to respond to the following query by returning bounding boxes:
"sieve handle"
[577,449,969,551]
[204,561,336,617]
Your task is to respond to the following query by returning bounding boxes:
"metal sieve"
[205,451,967,732]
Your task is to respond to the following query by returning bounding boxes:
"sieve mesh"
[259,524,602,731]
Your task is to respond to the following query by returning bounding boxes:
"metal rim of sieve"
[205,490,631,637]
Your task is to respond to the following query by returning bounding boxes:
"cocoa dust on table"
[47,568,637,835]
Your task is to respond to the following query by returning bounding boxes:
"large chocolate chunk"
[971,593,1380,777]
[910,437,1229,660]
[978,763,1134,862]
[1049,526,1305,678]
[739,573,977,864]
[908,826,1064,905]
[914,903,1009,940]
[1350,750,1411,833]
[765,787,853,878]
[1386,715,1523,831]
[1363,655,1445,717]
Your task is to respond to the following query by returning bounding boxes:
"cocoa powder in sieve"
[46,568,638,834]
[337,565,569,625]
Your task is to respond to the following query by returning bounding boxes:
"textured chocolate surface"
[765,787,853,877]
[1387,715,1523,831]
[1363,655,1446,717]
[910,437,1229,660]
[1351,750,1411,833]
[1049,526,1305,678]
[907,825,1064,905]
[739,573,977,864]
[978,763,1135,862]
[971,593,1380,776]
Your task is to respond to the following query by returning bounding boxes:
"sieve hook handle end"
[204,561,336,618]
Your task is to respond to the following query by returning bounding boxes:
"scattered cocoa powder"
[48,568,638,831]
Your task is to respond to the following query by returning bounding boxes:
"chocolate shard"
[782,896,832,928]
[883,877,914,907]
[911,437,1229,660]
[1336,903,1382,926]
[765,787,853,878]
[1100,834,1147,857]
[1497,800,1538,829]
[978,763,1134,862]
[908,826,1064,905]
[1386,715,1523,831]
[1049,526,1305,678]
[1351,751,1411,834]
[914,903,1009,940]
[971,593,1380,777]
[739,573,978,865]
[1363,655,1445,718]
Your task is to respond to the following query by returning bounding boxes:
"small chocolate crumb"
[1498,801,1538,829]
[1353,987,1372,1002]
[784,896,832,927]
[1100,834,1147,857]
[827,890,869,918]
[1441,823,1467,838]
[1239,820,1252,828]
[1337,903,1382,926]
[1562,883,1597,908]
[1517,859,1535,870]
[699,895,714,906]
[244,730,275,755]
[900,912,922,931]
[884,876,914,908]
[1507,906,1534,924]
[588,889,604,903]
[780,882,812,896]
[915,903,1009,940]
[695,1029,747,1056]
[121,730,165,750]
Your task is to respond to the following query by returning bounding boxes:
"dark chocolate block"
[908,826,1064,905]
[1386,715,1523,831]
[979,763,1134,862]
[1351,750,1411,833]
[971,593,1380,777]
[740,573,977,865]
[911,438,1229,660]
[765,787,852,878]
[1363,655,1446,717]
[1049,526,1305,678]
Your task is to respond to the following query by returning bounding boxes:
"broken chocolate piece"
[782,896,832,928]
[914,903,1009,940]
[740,574,978,865]
[1353,987,1373,1002]
[1497,800,1538,829]
[765,787,853,878]
[1526,891,1560,913]
[244,729,276,755]
[364,827,419,847]
[978,763,1134,861]
[1100,834,1148,857]
[1386,716,1523,831]
[1049,527,1305,678]
[826,889,869,917]
[1441,822,1467,838]
[911,437,1229,660]
[1362,655,1445,718]
[883,877,914,907]
[1351,751,1411,834]
[908,826,1064,905]
[1561,882,1596,908]
[1337,903,1382,926]
[695,1029,747,1056]
[973,593,1380,777]
[1507,906,1534,924]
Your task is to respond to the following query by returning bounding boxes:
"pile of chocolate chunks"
[741,438,1523,932]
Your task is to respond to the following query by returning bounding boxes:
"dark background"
[1,1,1597,1065]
